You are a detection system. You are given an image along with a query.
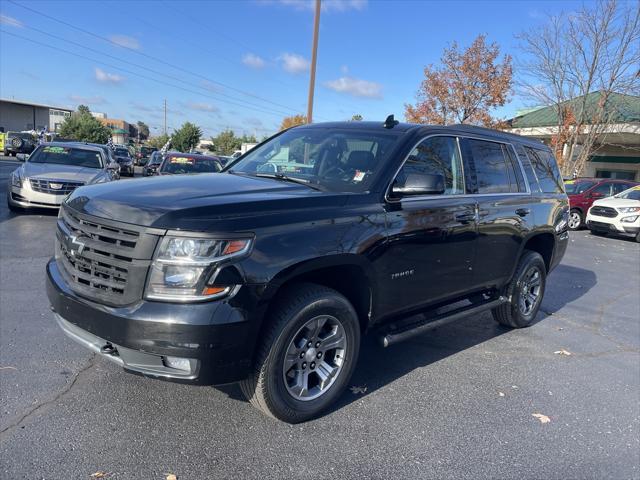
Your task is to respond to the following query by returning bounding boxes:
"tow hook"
[100,343,119,356]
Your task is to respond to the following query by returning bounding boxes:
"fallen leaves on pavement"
[90,473,110,479]
[350,385,367,395]
[498,391,505,397]
[554,349,572,356]
[166,474,178,480]
[532,413,551,424]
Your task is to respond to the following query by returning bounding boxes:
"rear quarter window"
[524,147,564,194]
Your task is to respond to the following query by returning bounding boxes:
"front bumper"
[586,213,640,237]
[8,183,65,209]
[46,259,265,384]
[119,164,134,175]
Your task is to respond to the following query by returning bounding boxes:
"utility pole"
[163,99,167,136]
[306,0,321,124]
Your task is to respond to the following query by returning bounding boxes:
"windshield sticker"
[564,180,575,184]
[353,170,366,182]
[42,146,68,154]
[170,157,194,164]
[632,185,640,191]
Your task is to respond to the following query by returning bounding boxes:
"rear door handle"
[516,208,531,217]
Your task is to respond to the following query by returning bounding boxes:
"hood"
[22,162,103,183]
[592,196,640,208]
[65,172,349,229]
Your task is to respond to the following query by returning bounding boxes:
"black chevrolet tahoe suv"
[47,119,569,423]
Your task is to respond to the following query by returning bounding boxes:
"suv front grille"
[590,206,618,218]
[55,204,162,306]
[30,178,84,195]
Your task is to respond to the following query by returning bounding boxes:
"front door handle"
[516,208,531,217]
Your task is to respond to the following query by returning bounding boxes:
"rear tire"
[492,250,546,328]
[240,283,360,423]
[568,208,583,230]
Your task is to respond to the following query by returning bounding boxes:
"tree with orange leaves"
[279,114,307,131]
[405,35,512,127]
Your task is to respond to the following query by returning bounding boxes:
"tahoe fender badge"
[391,269,414,280]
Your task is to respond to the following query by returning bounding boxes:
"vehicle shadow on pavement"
[219,265,598,418]
[330,263,597,416]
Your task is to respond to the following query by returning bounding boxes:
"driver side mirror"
[392,173,445,197]
[16,153,28,162]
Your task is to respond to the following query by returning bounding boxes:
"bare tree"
[517,0,640,176]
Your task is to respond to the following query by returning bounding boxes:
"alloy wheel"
[518,267,542,316]
[282,315,346,401]
[568,212,581,229]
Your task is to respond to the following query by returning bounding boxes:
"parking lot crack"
[0,353,97,439]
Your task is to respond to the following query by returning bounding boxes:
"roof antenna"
[383,114,399,129]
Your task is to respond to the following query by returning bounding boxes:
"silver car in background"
[7,142,119,212]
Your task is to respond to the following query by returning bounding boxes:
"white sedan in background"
[586,185,640,242]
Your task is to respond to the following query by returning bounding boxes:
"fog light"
[621,215,638,223]
[163,356,192,372]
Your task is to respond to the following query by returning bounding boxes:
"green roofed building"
[507,92,640,180]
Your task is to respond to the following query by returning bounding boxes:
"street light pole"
[306,0,321,124]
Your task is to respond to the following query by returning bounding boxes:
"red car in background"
[564,177,639,230]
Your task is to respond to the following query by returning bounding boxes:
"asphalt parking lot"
[0,157,639,480]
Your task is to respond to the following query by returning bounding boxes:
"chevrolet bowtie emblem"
[68,235,86,256]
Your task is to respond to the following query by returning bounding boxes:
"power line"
[9,22,294,118]
[8,0,307,116]
[0,29,293,119]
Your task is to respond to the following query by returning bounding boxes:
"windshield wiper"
[253,173,323,191]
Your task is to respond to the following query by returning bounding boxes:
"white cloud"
[108,34,141,50]
[279,53,310,74]
[267,0,367,12]
[242,53,266,69]
[185,102,219,113]
[324,76,383,99]
[95,67,125,84]
[69,95,107,105]
[0,14,23,27]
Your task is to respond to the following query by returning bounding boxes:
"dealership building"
[0,98,73,133]
[507,92,640,180]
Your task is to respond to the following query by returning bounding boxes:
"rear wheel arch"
[521,232,555,273]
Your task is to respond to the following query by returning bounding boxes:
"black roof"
[299,120,546,148]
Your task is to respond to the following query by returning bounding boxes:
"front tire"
[240,283,360,423]
[492,250,546,328]
[568,208,583,230]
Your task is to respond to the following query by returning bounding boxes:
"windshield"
[615,186,640,200]
[28,145,103,168]
[564,180,596,194]
[160,155,221,174]
[114,148,130,157]
[150,153,162,165]
[228,128,400,193]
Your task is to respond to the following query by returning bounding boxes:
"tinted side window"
[395,136,465,195]
[468,139,517,194]
[591,182,614,196]
[612,183,631,194]
[525,147,564,193]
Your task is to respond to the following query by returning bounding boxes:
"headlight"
[10,170,23,188]
[145,236,252,302]
[618,206,640,213]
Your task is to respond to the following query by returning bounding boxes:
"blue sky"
[0,0,586,138]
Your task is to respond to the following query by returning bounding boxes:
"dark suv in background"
[47,119,569,423]
[4,131,37,156]
[564,177,638,230]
